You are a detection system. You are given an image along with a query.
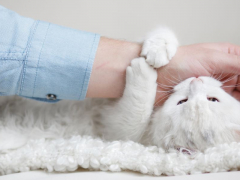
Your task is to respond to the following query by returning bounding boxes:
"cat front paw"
[141,27,179,68]
[126,57,157,86]
[126,57,157,122]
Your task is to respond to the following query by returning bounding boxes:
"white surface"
[1,170,240,180]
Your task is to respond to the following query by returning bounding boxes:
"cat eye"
[207,97,219,102]
[177,99,188,105]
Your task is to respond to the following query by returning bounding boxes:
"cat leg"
[99,57,157,142]
[141,27,179,68]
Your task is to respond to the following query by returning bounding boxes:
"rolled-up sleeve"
[0,5,100,102]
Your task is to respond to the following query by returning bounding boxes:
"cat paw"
[126,57,157,123]
[141,27,179,68]
[126,57,157,85]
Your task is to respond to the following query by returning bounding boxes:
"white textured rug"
[0,96,239,176]
[0,136,240,176]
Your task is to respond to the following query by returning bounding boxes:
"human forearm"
[86,37,141,98]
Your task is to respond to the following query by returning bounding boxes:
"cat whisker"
[217,73,228,81]
[214,70,224,81]
[157,86,172,91]
[157,83,174,89]
[155,93,170,100]
[221,75,237,84]
[163,75,179,86]
[221,71,235,80]
[157,84,172,88]
[155,93,171,106]
[211,66,218,79]
[157,82,174,87]
[215,66,228,81]
[176,70,183,83]
[156,90,173,93]
[212,68,237,82]
[222,84,240,88]
[165,69,182,83]
[221,69,237,81]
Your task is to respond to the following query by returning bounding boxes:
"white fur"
[150,77,240,151]
[0,27,239,175]
[141,27,179,68]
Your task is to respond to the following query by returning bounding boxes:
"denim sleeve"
[0,5,100,102]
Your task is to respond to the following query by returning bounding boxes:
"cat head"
[151,76,240,151]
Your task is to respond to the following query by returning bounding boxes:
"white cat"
[0,27,239,153]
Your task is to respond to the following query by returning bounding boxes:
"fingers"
[225,43,240,56]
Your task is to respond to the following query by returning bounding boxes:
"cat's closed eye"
[177,99,188,105]
[207,97,219,102]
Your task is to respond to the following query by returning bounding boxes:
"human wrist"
[86,37,141,98]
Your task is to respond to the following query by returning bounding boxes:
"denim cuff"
[18,20,100,102]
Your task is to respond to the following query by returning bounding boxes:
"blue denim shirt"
[0,5,100,103]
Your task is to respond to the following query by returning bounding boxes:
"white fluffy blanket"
[0,135,240,176]
[0,96,239,176]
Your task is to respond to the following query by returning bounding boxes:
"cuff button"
[46,94,57,100]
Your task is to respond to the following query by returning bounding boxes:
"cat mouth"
[175,146,197,155]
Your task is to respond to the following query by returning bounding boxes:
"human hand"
[155,43,240,105]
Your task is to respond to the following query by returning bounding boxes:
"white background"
[1,0,240,45]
